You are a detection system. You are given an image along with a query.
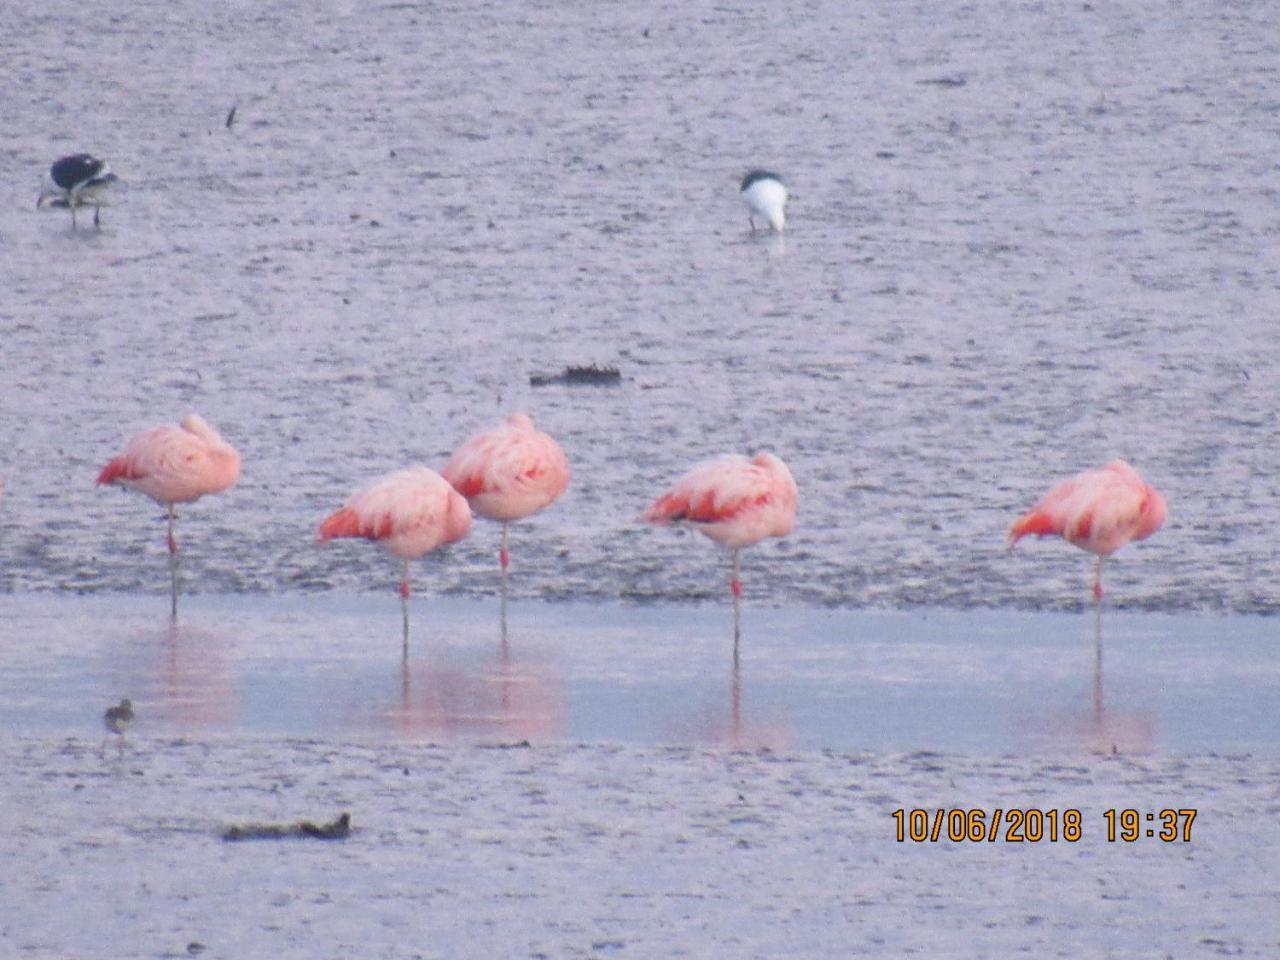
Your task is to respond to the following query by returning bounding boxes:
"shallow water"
[2,0,1279,613]
[4,594,1278,756]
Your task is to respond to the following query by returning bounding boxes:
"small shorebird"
[740,170,788,233]
[644,452,798,646]
[1009,459,1167,601]
[441,412,570,590]
[97,414,241,619]
[318,466,472,652]
[37,154,119,229]
[102,698,134,758]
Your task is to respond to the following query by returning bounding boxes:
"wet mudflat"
[3,0,1279,955]
[1,0,1278,612]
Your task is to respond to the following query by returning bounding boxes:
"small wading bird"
[97,414,241,619]
[101,698,134,758]
[37,154,118,229]
[1009,459,1167,601]
[440,412,570,591]
[740,169,788,233]
[318,466,472,652]
[644,452,798,646]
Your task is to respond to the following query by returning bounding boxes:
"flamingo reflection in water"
[1025,606,1157,754]
[664,621,793,751]
[389,638,565,742]
[1081,604,1157,755]
[108,621,239,733]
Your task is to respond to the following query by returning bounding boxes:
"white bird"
[37,154,118,229]
[740,170,788,233]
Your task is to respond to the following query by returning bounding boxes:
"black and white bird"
[101,698,134,758]
[37,154,119,229]
[740,169,788,233]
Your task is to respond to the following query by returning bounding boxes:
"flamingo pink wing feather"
[1009,460,1166,555]
[96,415,240,505]
[441,413,569,522]
[645,453,797,547]
[318,466,471,559]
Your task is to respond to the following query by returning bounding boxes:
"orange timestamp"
[891,808,1197,843]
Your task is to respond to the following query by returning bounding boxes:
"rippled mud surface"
[2,2,1279,614]
[6,738,1279,959]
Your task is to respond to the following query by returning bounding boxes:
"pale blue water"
[3,594,1277,754]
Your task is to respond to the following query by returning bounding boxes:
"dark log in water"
[223,812,351,842]
[530,364,622,387]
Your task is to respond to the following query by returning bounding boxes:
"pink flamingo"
[440,412,570,589]
[97,414,241,618]
[1009,459,1167,601]
[644,452,798,643]
[318,466,472,650]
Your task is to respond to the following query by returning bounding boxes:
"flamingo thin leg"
[167,504,178,620]
[1092,600,1104,730]
[399,558,411,653]
[730,548,742,648]
[500,585,510,653]
[1093,556,1104,602]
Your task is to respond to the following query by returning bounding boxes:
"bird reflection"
[500,575,510,653]
[1039,604,1162,757]
[158,621,238,728]
[1083,603,1157,755]
[106,620,238,732]
[677,622,791,750]
[390,619,562,740]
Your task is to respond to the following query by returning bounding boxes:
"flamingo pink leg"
[499,522,510,572]
[730,548,742,645]
[399,559,411,652]
[1093,556,1104,602]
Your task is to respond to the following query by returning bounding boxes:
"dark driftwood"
[530,364,622,387]
[223,812,351,842]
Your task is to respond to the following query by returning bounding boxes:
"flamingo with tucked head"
[1009,459,1167,601]
[97,414,240,618]
[441,412,569,590]
[318,466,472,650]
[644,452,797,643]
